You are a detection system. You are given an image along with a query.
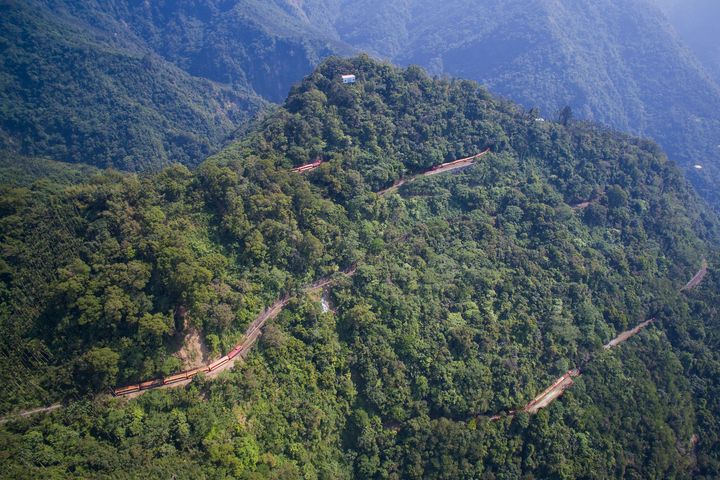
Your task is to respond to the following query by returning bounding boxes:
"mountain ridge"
[1,57,718,477]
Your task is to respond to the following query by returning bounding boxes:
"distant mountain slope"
[0,152,98,187]
[0,1,353,170]
[5,0,720,209]
[0,1,265,170]
[38,0,354,102]
[654,0,720,83]
[309,0,720,209]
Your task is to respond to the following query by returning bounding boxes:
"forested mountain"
[0,0,352,170]
[297,0,720,210]
[35,0,353,103]
[5,0,720,213]
[654,0,720,83]
[1,57,719,478]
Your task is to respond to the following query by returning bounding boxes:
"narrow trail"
[0,403,62,424]
[487,260,709,421]
[377,149,490,196]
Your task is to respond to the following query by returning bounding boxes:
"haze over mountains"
[3,0,720,210]
[654,0,720,83]
[309,0,720,209]
[3,3,720,478]
[0,0,350,169]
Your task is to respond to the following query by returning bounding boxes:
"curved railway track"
[377,149,491,196]
[1,143,708,419]
[111,268,355,397]
[487,259,709,421]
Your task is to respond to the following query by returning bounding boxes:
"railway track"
[487,259,710,421]
[681,259,708,291]
[3,247,707,422]
[377,149,490,196]
[0,403,62,424]
[112,267,356,397]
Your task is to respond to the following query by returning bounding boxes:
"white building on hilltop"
[341,74,356,84]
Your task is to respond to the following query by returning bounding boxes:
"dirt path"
[0,403,62,424]
[681,260,708,291]
[377,149,490,197]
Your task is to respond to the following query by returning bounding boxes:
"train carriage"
[139,378,163,390]
[163,372,189,385]
[228,345,243,360]
[113,384,140,396]
[208,355,230,371]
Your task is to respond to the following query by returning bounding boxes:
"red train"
[112,336,251,396]
[291,159,323,173]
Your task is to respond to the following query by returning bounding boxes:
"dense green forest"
[1,57,719,478]
[319,0,720,211]
[5,0,720,214]
[0,1,266,170]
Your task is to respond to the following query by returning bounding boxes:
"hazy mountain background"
[2,0,720,209]
[654,0,720,83]
[309,0,720,209]
[0,0,352,169]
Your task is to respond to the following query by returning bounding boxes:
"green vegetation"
[6,0,720,214]
[0,153,99,188]
[323,0,720,210]
[1,57,719,478]
[0,1,264,170]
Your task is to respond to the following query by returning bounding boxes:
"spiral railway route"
[112,267,356,398]
[377,148,491,196]
[488,259,710,421]
[1,251,708,421]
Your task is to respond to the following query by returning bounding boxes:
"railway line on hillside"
[111,267,355,397]
[487,260,709,421]
[1,141,710,424]
[377,149,491,196]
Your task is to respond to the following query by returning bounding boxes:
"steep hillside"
[1,57,719,478]
[37,0,354,102]
[0,153,99,188]
[0,0,356,170]
[0,1,269,170]
[312,0,720,210]
[654,0,720,83]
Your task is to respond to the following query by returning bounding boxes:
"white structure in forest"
[341,74,356,84]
